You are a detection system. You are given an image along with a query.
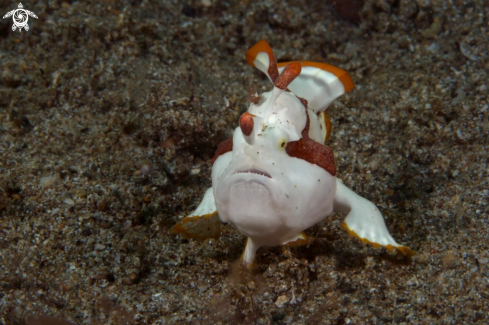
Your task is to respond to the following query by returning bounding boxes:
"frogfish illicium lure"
[172,40,412,267]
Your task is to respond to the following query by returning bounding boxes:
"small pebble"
[370,160,380,172]
[77,190,87,198]
[40,175,58,188]
[420,19,441,39]
[274,295,289,308]
[442,252,456,269]
[95,244,106,251]
[140,160,154,176]
[63,198,75,205]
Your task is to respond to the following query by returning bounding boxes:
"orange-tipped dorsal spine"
[275,62,302,90]
[245,40,280,83]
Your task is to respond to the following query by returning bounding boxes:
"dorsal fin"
[277,61,354,113]
[245,40,279,83]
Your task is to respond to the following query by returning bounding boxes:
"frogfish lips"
[233,169,272,178]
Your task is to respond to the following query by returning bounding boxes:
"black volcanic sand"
[1,0,488,324]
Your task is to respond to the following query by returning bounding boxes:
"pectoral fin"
[171,188,221,240]
[334,179,413,256]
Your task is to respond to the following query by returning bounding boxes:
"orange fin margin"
[245,40,279,82]
[172,212,220,241]
[284,232,313,247]
[245,40,275,67]
[341,222,414,256]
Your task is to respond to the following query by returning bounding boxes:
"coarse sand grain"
[1,0,488,324]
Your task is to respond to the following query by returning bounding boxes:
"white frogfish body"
[212,88,335,246]
[173,40,412,267]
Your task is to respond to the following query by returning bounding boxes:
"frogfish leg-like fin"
[334,179,413,256]
[171,187,220,241]
[240,233,314,269]
[283,232,313,247]
[241,237,260,270]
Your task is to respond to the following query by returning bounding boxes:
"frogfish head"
[212,53,337,239]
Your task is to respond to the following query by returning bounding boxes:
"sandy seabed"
[1,0,488,324]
